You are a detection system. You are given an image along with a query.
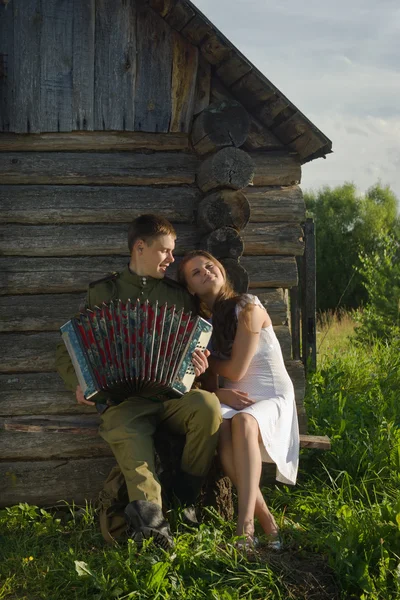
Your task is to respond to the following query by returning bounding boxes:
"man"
[55,214,222,549]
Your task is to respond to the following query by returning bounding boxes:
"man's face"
[138,234,175,279]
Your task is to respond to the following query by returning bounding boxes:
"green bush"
[355,234,400,343]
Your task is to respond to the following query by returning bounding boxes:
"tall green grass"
[1,315,399,599]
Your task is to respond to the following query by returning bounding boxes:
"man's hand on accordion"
[192,348,210,377]
[76,385,95,406]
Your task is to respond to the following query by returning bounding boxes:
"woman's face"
[183,255,225,298]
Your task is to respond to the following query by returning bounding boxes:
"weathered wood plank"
[250,288,288,326]
[246,186,306,223]
[180,14,211,46]
[40,0,73,132]
[0,185,200,224]
[0,425,111,459]
[0,131,190,151]
[94,0,136,131]
[170,31,198,132]
[0,255,298,295]
[0,288,288,333]
[0,0,14,132]
[288,130,328,162]
[243,255,298,288]
[243,223,304,256]
[2,416,327,447]
[0,152,199,185]
[193,55,211,116]
[0,372,92,416]
[13,0,41,133]
[215,55,252,88]
[72,0,95,131]
[251,152,301,186]
[0,457,117,507]
[254,96,291,129]
[0,360,304,418]
[200,227,244,259]
[0,293,84,332]
[0,324,291,373]
[230,71,275,111]
[0,223,304,257]
[134,4,172,132]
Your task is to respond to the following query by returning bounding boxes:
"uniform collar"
[120,264,160,286]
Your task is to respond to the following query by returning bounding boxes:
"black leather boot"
[172,471,204,528]
[124,500,174,550]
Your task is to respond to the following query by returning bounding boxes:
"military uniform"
[55,265,222,507]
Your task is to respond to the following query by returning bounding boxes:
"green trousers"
[99,390,222,506]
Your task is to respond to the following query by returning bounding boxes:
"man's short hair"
[128,214,176,253]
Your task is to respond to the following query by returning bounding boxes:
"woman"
[178,250,299,549]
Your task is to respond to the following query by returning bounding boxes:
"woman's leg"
[219,417,279,538]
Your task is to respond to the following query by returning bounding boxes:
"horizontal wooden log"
[0,185,201,224]
[197,189,250,233]
[0,255,298,296]
[251,288,288,325]
[0,223,304,258]
[0,457,117,507]
[200,227,244,259]
[1,415,327,447]
[0,152,199,185]
[221,258,248,294]
[251,152,301,186]
[191,101,250,155]
[243,256,298,288]
[246,186,306,223]
[1,416,327,445]
[0,359,305,417]
[197,147,254,193]
[243,223,304,256]
[0,293,84,332]
[0,132,190,152]
[0,372,92,416]
[0,288,288,334]
[0,428,111,461]
[0,325,291,374]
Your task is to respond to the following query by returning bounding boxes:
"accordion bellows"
[60,300,213,402]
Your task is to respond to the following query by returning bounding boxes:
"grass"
[1,313,400,599]
[316,309,357,358]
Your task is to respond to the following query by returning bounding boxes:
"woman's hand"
[216,389,255,410]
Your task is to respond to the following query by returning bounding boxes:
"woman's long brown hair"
[178,250,248,356]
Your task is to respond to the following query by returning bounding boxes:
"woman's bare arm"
[208,304,270,382]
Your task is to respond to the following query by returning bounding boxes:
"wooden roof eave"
[145,0,332,164]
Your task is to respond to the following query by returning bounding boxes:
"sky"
[193,0,400,200]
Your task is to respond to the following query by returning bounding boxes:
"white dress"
[219,294,300,485]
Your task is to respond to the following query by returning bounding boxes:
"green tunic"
[55,265,195,393]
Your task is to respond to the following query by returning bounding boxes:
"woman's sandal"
[265,534,283,551]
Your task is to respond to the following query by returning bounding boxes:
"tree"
[304,182,399,311]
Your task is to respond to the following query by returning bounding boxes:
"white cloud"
[192,0,400,200]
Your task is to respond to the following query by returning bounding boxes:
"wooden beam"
[246,186,306,223]
[0,288,288,333]
[0,457,117,507]
[0,152,199,185]
[0,325,292,374]
[170,31,198,132]
[0,185,200,224]
[251,152,301,186]
[0,255,298,296]
[0,132,190,152]
[0,222,303,257]
[197,190,250,233]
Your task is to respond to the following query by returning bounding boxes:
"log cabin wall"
[0,0,325,507]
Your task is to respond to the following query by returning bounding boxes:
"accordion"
[60,299,212,402]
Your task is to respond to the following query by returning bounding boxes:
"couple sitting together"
[55,213,299,551]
